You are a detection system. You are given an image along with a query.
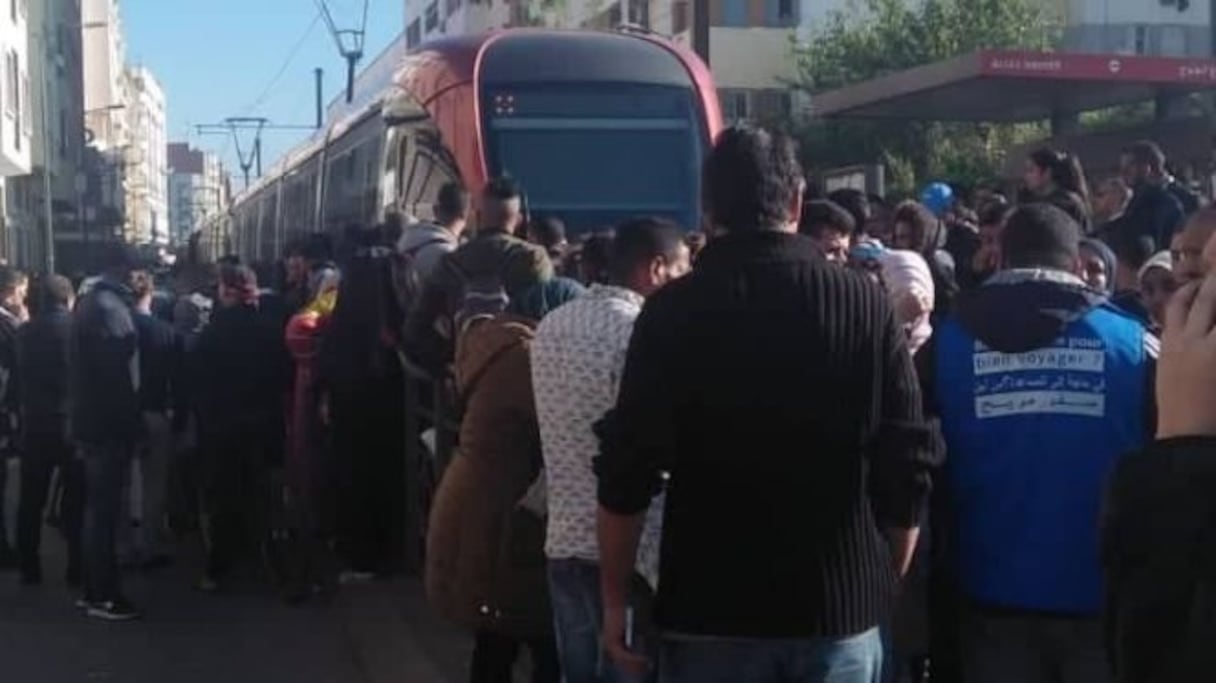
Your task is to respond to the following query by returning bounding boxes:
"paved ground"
[0,561,477,683]
[0,465,478,683]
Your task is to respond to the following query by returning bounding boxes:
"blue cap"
[920,182,954,217]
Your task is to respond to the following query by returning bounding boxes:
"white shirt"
[531,284,664,587]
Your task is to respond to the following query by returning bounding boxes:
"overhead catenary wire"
[241,9,324,116]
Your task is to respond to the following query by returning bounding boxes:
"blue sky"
[124,0,400,190]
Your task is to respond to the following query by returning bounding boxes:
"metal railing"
[399,351,460,575]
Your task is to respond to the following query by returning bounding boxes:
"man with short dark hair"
[16,275,80,586]
[596,126,937,682]
[73,243,144,620]
[128,270,178,569]
[532,217,690,682]
[1116,140,1187,250]
[398,181,471,282]
[799,199,856,263]
[527,216,569,268]
[932,203,1155,683]
[403,177,551,374]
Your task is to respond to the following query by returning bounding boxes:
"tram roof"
[811,50,1216,122]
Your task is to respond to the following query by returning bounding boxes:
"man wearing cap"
[72,243,144,621]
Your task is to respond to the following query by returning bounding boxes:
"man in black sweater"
[595,125,939,682]
[16,275,80,586]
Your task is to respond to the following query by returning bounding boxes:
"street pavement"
[0,465,478,683]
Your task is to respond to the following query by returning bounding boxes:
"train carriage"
[224,28,722,265]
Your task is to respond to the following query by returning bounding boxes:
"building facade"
[122,65,166,245]
[403,0,530,48]
[7,0,87,272]
[167,142,227,247]
[1059,0,1210,57]
[0,0,31,265]
[80,0,127,261]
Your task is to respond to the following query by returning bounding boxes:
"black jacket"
[0,309,21,455]
[1102,437,1216,683]
[72,279,141,446]
[595,230,939,638]
[134,310,178,414]
[190,303,291,447]
[1117,182,1185,252]
[17,307,72,441]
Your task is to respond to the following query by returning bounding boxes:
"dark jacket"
[17,307,72,442]
[134,310,178,414]
[1118,182,1185,252]
[0,308,20,456]
[403,229,551,375]
[72,278,141,446]
[595,230,938,638]
[1102,437,1216,683]
[190,303,291,447]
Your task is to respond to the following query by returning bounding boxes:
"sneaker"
[85,598,141,622]
[195,576,219,593]
[74,597,90,609]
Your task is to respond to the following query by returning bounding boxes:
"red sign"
[978,50,1216,85]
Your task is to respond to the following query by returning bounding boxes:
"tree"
[792,0,1059,195]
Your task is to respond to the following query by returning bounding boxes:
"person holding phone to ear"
[1103,271,1216,683]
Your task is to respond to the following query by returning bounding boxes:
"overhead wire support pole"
[315,0,368,103]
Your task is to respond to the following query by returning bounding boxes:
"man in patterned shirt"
[532,218,690,682]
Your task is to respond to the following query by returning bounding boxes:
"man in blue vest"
[933,202,1155,683]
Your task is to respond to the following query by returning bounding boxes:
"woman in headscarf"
[1079,238,1117,294]
[317,226,407,581]
[1138,250,1175,333]
[877,249,936,356]
[426,276,585,683]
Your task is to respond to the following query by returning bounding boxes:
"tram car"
[223,28,723,265]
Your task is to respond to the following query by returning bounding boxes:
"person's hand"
[601,605,650,676]
[1157,274,1216,438]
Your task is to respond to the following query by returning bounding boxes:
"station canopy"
[811,50,1216,122]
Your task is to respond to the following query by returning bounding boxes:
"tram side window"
[401,149,458,222]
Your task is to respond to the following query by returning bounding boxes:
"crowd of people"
[397,130,1215,683]
[0,125,1213,683]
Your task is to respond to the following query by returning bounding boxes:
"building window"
[407,19,422,48]
[4,51,15,117]
[446,0,461,16]
[627,0,649,27]
[720,89,749,120]
[672,0,689,33]
[1133,25,1148,54]
[773,0,796,26]
[425,1,439,32]
[719,0,747,27]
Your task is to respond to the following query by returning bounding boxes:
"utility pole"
[315,0,369,103]
[36,23,54,274]
[692,0,710,66]
[315,67,324,129]
[195,118,315,189]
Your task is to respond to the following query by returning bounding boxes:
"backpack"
[451,238,540,338]
[390,237,447,321]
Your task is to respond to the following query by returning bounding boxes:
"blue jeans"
[547,558,655,683]
[659,628,883,683]
[82,442,135,602]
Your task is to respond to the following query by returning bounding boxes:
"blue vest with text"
[935,304,1147,614]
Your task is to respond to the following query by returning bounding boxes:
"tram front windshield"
[482,83,706,234]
